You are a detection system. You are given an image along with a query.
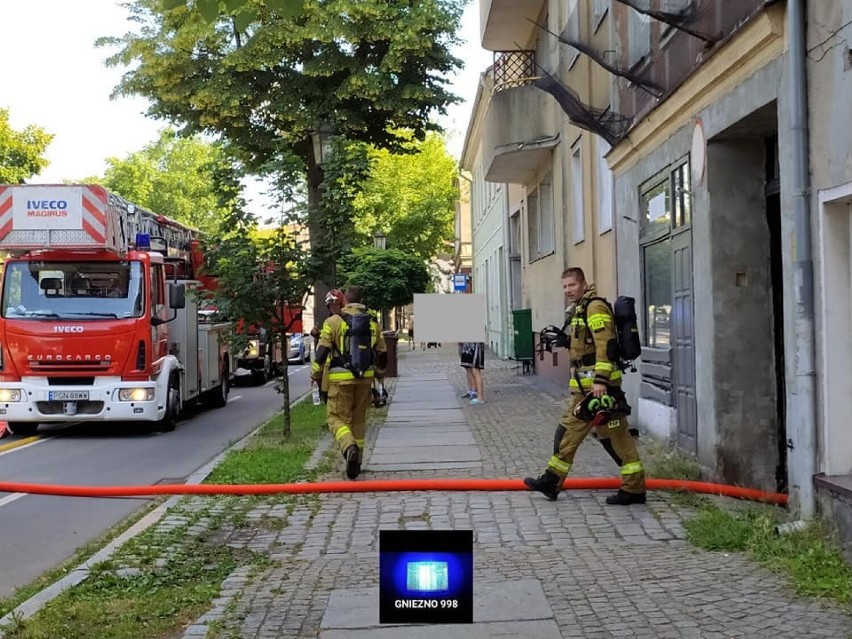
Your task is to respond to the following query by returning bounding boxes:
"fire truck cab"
[0,184,232,435]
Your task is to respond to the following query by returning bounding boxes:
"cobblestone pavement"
[179,346,852,639]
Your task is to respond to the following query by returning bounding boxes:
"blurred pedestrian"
[459,341,485,404]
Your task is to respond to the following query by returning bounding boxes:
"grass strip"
[1,401,329,639]
[686,503,852,605]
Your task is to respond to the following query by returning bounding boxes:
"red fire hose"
[0,478,787,505]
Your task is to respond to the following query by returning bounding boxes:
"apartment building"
[808,0,852,546]
[465,0,619,383]
[465,0,852,542]
[606,1,818,507]
[453,176,473,289]
[460,73,516,358]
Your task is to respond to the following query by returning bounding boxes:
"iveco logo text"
[27,354,111,361]
[26,200,69,217]
[54,326,84,333]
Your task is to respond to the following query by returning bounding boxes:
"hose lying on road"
[0,478,787,505]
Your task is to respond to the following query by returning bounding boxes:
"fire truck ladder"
[111,193,197,254]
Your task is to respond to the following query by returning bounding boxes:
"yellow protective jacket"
[566,286,622,393]
[311,303,387,383]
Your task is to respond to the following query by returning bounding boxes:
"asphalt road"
[0,365,311,600]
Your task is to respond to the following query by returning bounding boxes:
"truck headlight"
[0,389,21,402]
[119,388,155,402]
[246,339,260,358]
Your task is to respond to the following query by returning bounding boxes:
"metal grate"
[492,50,539,92]
[0,229,100,248]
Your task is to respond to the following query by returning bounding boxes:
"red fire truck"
[0,184,232,436]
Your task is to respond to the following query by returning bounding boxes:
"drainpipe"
[788,0,817,518]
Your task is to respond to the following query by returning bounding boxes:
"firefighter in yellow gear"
[312,289,346,403]
[525,267,646,505]
[311,285,387,479]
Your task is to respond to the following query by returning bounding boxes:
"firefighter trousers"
[327,379,373,455]
[548,392,645,494]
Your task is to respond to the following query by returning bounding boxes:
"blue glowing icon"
[406,561,448,592]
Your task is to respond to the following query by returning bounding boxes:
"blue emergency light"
[135,233,151,250]
[405,561,448,592]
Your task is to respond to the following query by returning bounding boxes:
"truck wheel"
[155,376,181,433]
[208,365,230,409]
[8,422,39,437]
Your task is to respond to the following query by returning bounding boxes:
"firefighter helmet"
[573,391,631,425]
[540,325,569,351]
[573,392,616,425]
[325,289,345,307]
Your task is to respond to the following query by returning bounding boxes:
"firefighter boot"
[605,489,647,505]
[524,470,562,501]
[344,444,361,480]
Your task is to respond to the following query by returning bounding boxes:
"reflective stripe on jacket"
[568,286,621,391]
[312,303,387,382]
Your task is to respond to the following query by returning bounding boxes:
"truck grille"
[47,377,96,386]
[36,400,105,415]
[29,361,111,373]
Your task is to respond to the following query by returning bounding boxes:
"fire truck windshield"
[1,261,145,321]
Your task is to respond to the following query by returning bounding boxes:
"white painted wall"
[471,145,512,356]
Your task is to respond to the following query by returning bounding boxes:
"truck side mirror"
[169,283,186,310]
[153,283,186,326]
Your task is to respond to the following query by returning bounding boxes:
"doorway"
[765,136,787,493]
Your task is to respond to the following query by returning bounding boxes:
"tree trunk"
[307,146,333,331]
[279,326,292,437]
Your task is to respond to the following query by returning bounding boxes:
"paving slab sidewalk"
[181,346,852,639]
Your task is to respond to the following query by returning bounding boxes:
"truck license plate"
[49,391,89,401]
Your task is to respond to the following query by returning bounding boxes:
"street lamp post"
[373,229,389,328]
[309,124,336,321]
[373,229,387,250]
[311,125,335,167]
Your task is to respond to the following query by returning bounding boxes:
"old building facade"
[467,0,619,383]
[464,0,852,545]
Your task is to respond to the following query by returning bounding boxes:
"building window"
[642,238,672,348]
[640,177,670,241]
[527,188,538,259]
[535,10,550,70]
[628,7,650,68]
[597,139,613,233]
[538,173,555,255]
[509,210,521,259]
[571,144,585,244]
[672,161,691,227]
[527,172,555,261]
[567,0,580,68]
[593,0,608,32]
[639,158,691,348]
[660,0,691,39]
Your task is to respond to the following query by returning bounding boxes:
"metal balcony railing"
[492,50,539,93]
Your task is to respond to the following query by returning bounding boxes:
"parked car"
[234,330,278,385]
[288,333,309,364]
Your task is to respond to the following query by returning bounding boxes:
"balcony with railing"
[482,51,558,184]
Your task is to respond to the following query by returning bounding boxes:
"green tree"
[0,108,53,184]
[353,133,458,261]
[163,0,305,27]
[92,129,235,235]
[339,248,431,323]
[205,197,312,436]
[99,0,464,318]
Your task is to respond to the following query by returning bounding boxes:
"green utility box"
[512,308,534,363]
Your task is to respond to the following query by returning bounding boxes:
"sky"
[0,0,491,217]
